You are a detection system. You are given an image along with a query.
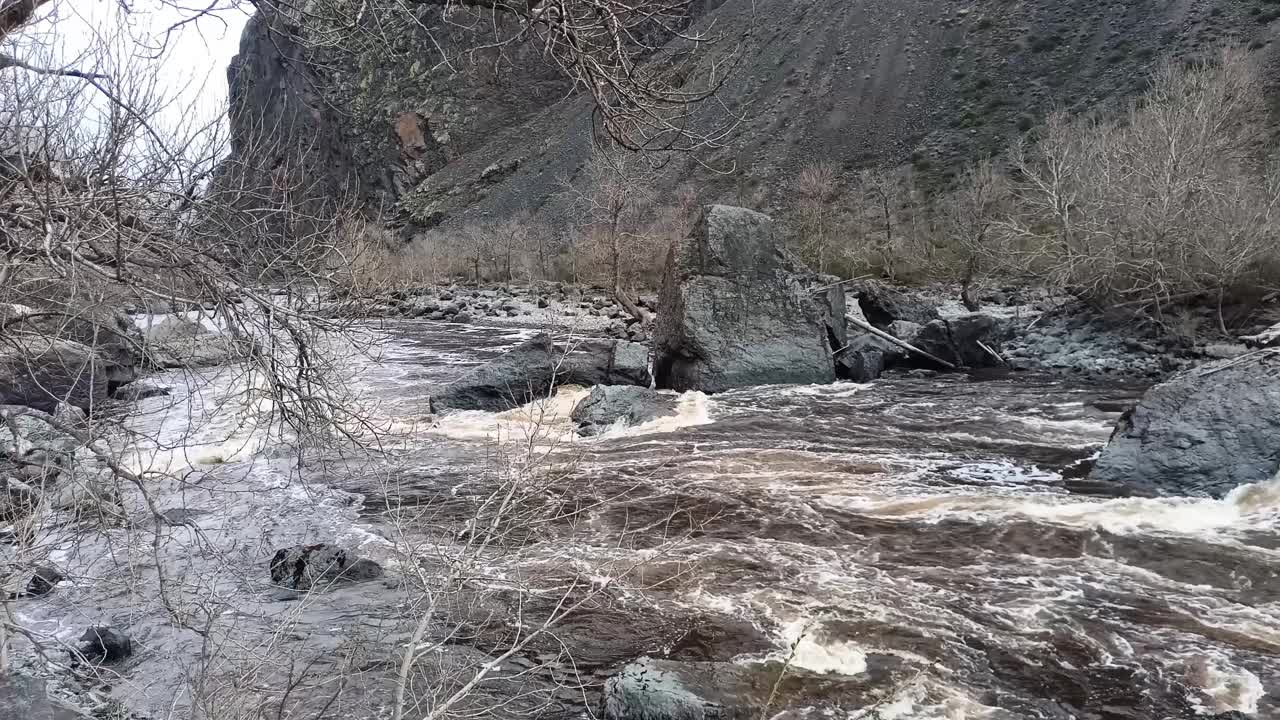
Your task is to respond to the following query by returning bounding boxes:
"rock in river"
[571,386,678,436]
[430,333,652,412]
[604,655,909,720]
[270,543,384,591]
[654,205,847,392]
[1090,349,1280,497]
[0,337,111,413]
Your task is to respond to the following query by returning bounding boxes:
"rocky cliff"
[221,0,1280,233]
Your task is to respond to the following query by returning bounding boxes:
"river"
[16,318,1277,719]
[355,321,1279,719]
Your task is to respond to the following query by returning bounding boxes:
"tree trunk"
[960,255,981,312]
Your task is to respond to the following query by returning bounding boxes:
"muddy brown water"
[342,320,1280,719]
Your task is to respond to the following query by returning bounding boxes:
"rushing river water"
[348,320,1280,719]
[22,317,1274,720]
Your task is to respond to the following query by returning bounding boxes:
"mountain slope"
[223,0,1280,232]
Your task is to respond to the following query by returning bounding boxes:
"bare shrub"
[791,162,842,274]
[1001,48,1280,308]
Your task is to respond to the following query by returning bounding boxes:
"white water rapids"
[12,320,1278,719]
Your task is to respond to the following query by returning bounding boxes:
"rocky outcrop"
[654,205,846,392]
[430,334,652,412]
[571,386,678,436]
[269,544,384,591]
[0,337,111,413]
[603,656,909,720]
[1090,350,1280,497]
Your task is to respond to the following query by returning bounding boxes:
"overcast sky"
[31,0,251,135]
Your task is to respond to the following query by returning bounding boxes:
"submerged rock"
[269,544,384,591]
[654,205,846,392]
[76,626,132,663]
[571,386,677,436]
[603,655,909,720]
[430,334,652,412]
[1090,350,1280,497]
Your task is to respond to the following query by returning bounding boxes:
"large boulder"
[0,337,110,413]
[139,316,238,368]
[654,205,846,393]
[853,281,939,330]
[603,656,909,720]
[1090,351,1280,497]
[571,386,678,436]
[430,334,652,412]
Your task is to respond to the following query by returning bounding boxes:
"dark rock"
[537,297,550,309]
[0,675,79,720]
[908,314,1002,369]
[431,334,652,412]
[655,205,846,392]
[836,334,903,383]
[76,626,133,663]
[269,543,384,591]
[0,337,110,413]
[450,312,474,324]
[603,655,909,720]
[854,281,939,330]
[571,386,678,436]
[17,309,141,391]
[1090,350,1280,497]
[24,566,63,597]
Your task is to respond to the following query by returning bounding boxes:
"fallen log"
[843,315,958,371]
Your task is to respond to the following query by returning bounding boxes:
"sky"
[22,0,251,137]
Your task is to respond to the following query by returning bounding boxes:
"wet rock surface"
[1090,349,1280,497]
[0,337,111,413]
[76,626,133,663]
[571,386,678,436]
[430,333,652,412]
[655,205,846,393]
[269,543,384,591]
[603,655,910,720]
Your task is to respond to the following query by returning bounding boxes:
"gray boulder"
[0,675,79,720]
[654,205,846,393]
[604,656,908,720]
[269,543,384,591]
[0,337,110,413]
[853,281,939,330]
[571,386,678,436]
[430,334,652,413]
[140,316,237,368]
[1090,350,1280,497]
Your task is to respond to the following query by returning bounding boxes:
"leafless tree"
[564,141,661,320]
[792,162,841,275]
[1000,48,1280,315]
[936,160,1009,310]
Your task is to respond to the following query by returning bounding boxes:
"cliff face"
[221,0,1280,232]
